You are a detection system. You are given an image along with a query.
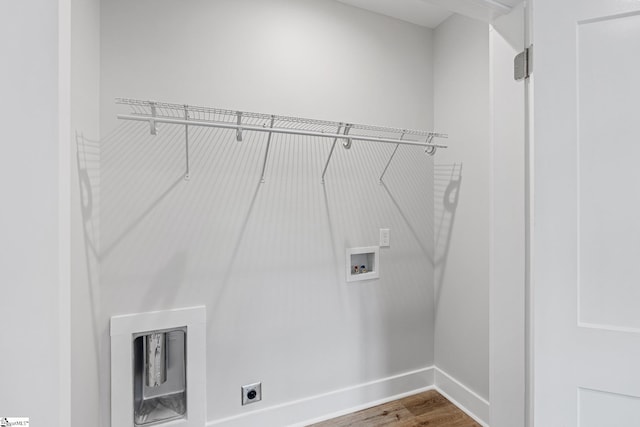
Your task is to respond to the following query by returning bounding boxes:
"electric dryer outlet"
[241,382,262,405]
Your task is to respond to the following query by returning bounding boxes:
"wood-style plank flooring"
[308,390,481,427]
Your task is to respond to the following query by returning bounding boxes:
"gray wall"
[71,0,102,425]
[490,5,526,426]
[433,13,491,400]
[2,1,528,425]
[0,0,66,423]
[98,0,436,424]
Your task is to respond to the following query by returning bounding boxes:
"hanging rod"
[118,113,449,149]
[115,98,448,182]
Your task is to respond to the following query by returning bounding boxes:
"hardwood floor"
[308,390,481,427]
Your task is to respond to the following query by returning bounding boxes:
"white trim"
[524,2,534,426]
[473,0,513,14]
[488,8,528,426]
[58,0,72,424]
[488,20,497,427]
[207,367,435,427]
[205,366,491,427]
[110,306,206,336]
[578,322,640,335]
[434,368,490,426]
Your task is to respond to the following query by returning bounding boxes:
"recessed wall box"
[111,306,206,427]
[346,246,379,282]
[133,328,186,425]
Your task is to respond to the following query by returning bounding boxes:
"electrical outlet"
[241,382,262,405]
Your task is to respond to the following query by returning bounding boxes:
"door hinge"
[514,45,533,81]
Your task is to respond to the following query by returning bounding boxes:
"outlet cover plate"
[242,382,262,405]
[379,228,390,247]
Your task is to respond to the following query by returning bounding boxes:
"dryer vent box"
[111,306,206,427]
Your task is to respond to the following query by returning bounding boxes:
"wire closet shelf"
[115,98,448,183]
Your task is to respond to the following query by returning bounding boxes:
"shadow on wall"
[433,163,463,302]
[76,122,198,427]
[213,179,262,313]
[75,131,103,424]
[380,180,433,264]
[80,116,437,423]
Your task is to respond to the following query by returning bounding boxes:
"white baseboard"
[434,367,490,426]
[207,366,435,427]
[206,366,491,427]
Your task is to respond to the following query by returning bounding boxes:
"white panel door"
[531,0,640,426]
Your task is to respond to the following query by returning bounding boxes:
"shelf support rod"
[379,131,405,184]
[184,105,191,180]
[259,116,275,184]
[321,124,345,185]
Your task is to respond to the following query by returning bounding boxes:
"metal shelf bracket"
[342,124,353,149]
[424,134,436,156]
[321,124,345,185]
[236,112,243,142]
[259,116,275,183]
[184,105,191,180]
[149,101,158,135]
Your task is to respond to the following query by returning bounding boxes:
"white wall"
[99,0,436,425]
[432,11,526,425]
[100,0,434,132]
[0,2,526,425]
[70,0,102,425]
[0,0,69,424]
[433,13,491,401]
[489,4,525,427]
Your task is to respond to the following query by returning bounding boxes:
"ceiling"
[335,0,453,28]
[336,0,523,28]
